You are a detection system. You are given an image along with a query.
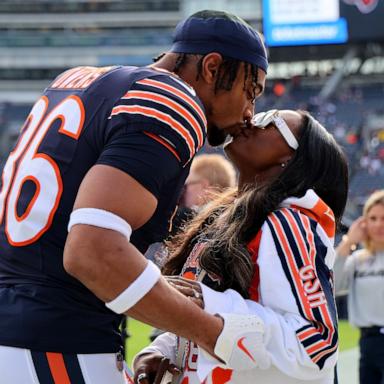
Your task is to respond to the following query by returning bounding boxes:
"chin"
[207,125,227,147]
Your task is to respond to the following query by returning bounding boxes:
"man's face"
[206,65,266,146]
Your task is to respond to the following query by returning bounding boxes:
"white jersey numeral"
[0,95,84,246]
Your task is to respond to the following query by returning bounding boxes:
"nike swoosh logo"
[237,337,256,363]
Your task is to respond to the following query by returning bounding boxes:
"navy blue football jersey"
[0,65,206,353]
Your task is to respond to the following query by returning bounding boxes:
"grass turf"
[125,318,153,367]
[338,319,360,351]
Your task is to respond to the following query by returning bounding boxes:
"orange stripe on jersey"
[143,131,181,162]
[136,78,207,127]
[269,213,313,319]
[111,105,195,159]
[46,352,71,384]
[123,90,203,148]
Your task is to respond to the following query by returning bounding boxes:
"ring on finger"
[137,372,148,382]
[193,290,200,299]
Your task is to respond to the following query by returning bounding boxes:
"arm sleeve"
[108,75,206,166]
[132,332,177,367]
[199,210,338,380]
[333,253,356,294]
[96,129,181,199]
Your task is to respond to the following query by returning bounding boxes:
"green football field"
[124,318,360,367]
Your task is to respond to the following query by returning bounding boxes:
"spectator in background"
[183,154,236,211]
[334,189,384,384]
[148,154,236,265]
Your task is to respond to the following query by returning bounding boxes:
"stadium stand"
[0,0,383,225]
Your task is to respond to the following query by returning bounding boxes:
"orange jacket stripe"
[298,327,318,341]
[283,210,336,354]
[281,209,311,265]
[268,213,313,319]
[291,199,335,238]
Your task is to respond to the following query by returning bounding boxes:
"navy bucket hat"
[170,10,268,73]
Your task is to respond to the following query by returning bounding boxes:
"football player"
[0,10,267,383]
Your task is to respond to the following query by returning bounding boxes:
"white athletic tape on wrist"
[68,208,132,241]
[105,260,161,314]
[213,313,270,370]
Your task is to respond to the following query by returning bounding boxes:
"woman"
[133,109,349,384]
[334,190,384,384]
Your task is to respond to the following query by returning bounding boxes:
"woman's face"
[365,203,384,246]
[224,110,301,185]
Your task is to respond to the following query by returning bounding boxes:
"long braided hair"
[153,51,259,95]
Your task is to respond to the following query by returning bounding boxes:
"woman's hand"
[346,216,367,245]
[165,276,205,308]
[133,353,180,384]
[336,216,367,257]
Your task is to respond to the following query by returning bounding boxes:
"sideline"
[338,347,358,384]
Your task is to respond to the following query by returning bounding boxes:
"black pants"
[359,329,384,384]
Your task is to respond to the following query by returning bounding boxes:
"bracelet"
[342,234,357,252]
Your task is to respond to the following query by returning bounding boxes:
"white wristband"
[68,208,132,241]
[105,261,161,314]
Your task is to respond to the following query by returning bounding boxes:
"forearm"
[64,225,222,355]
[128,279,222,355]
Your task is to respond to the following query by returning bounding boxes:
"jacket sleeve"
[132,332,177,366]
[199,209,338,380]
